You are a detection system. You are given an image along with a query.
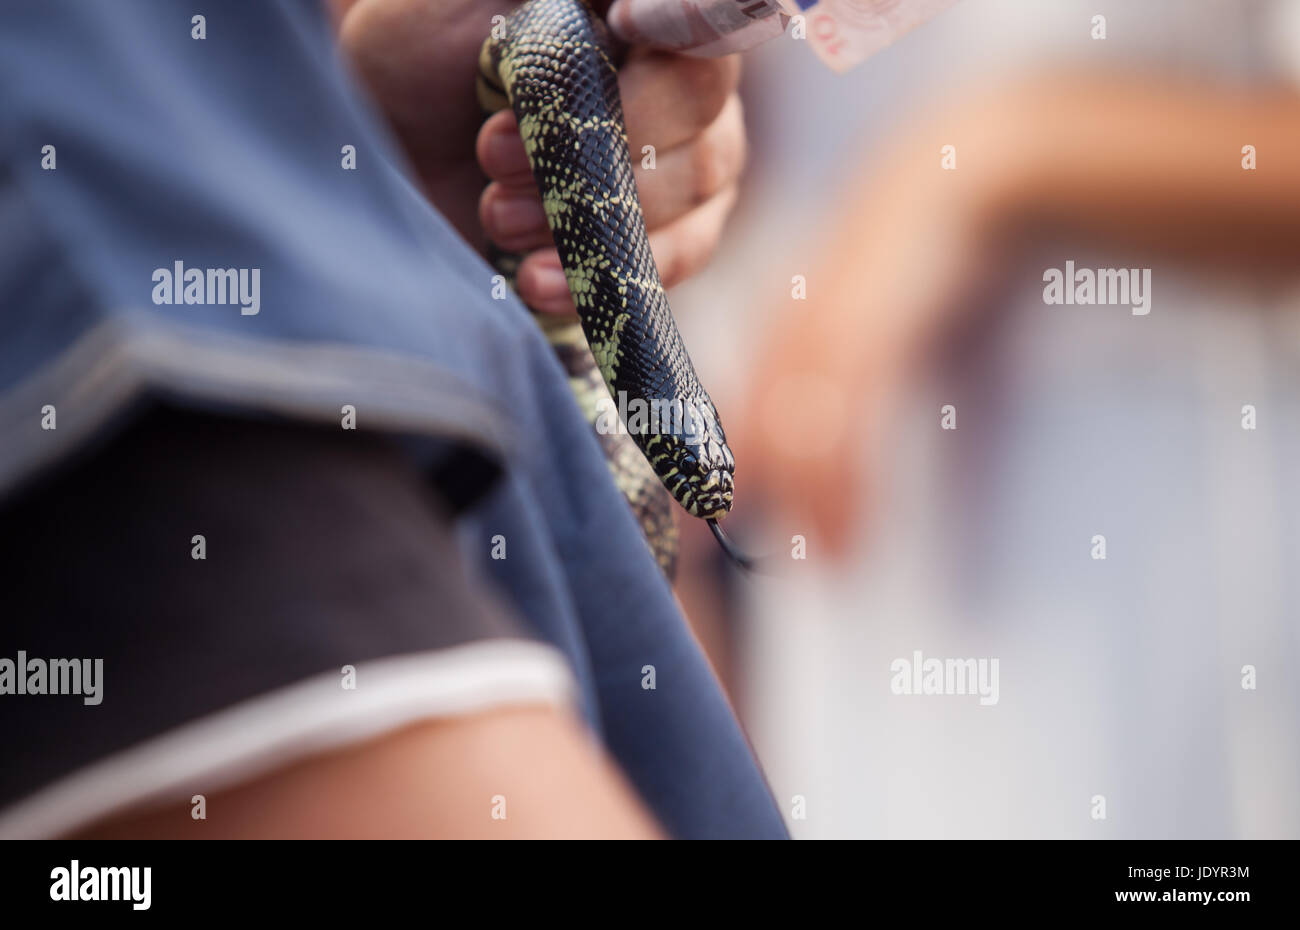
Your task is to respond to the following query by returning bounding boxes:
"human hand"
[334,0,746,314]
[734,107,1010,555]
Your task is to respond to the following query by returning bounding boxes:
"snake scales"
[478,0,745,577]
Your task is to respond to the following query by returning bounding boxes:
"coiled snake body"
[478,0,741,576]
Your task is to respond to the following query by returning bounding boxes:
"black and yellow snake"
[478,0,751,576]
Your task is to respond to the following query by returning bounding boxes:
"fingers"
[511,184,739,314]
[476,110,532,185]
[619,49,741,155]
[634,94,746,228]
[478,183,553,254]
[515,251,575,316]
[476,49,745,314]
[477,71,747,210]
[477,111,554,255]
[479,92,745,243]
[645,182,738,288]
[475,51,742,182]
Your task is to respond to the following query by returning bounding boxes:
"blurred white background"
[675,0,1300,838]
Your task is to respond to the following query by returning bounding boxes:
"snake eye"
[676,444,701,475]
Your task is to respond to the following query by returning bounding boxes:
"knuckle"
[477,183,500,229]
[657,223,712,286]
[690,136,729,205]
[679,56,736,127]
[690,107,744,205]
[653,238,688,287]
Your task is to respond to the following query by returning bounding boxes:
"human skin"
[332,0,747,314]
[72,707,665,839]
[74,0,737,839]
[735,72,1300,554]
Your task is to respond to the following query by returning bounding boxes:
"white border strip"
[0,639,575,839]
[0,316,516,500]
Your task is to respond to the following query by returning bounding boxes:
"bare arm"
[737,71,1300,551]
[71,705,664,839]
[970,72,1300,261]
[12,408,665,841]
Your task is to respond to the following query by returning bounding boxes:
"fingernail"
[490,196,546,237]
[606,0,647,44]
[484,130,532,177]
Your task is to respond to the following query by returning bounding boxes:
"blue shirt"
[0,0,786,839]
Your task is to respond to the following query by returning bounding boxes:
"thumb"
[607,0,786,53]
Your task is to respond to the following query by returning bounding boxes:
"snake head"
[635,397,735,520]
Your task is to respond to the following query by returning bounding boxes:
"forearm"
[797,71,1300,381]
[72,707,666,839]
[968,72,1300,262]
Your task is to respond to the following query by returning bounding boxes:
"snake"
[478,0,753,577]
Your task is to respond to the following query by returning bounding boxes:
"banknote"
[607,0,959,71]
[792,0,959,72]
